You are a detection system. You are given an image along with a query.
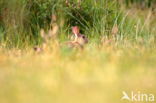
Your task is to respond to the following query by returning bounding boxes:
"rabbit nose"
[83,36,88,43]
[85,38,88,43]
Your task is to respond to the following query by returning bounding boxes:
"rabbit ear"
[72,26,80,34]
[40,29,46,38]
[50,14,57,29]
[65,0,70,6]
[48,24,59,38]
[51,14,57,22]
[77,0,81,8]
[40,29,48,42]
[111,24,118,36]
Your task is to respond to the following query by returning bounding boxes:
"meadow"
[0,0,156,103]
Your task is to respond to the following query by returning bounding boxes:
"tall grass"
[0,0,155,47]
[123,0,156,8]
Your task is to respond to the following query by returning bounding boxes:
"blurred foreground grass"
[0,0,156,103]
[0,41,155,103]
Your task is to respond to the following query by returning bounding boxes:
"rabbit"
[65,41,83,49]
[71,26,88,43]
[33,14,59,53]
[65,26,88,49]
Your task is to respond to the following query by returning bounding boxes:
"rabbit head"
[77,34,88,45]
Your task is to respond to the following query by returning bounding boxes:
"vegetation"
[0,0,156,103]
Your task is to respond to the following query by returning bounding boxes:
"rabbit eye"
[82,35,85,39]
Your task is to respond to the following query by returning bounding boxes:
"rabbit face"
[77,35,88,45]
